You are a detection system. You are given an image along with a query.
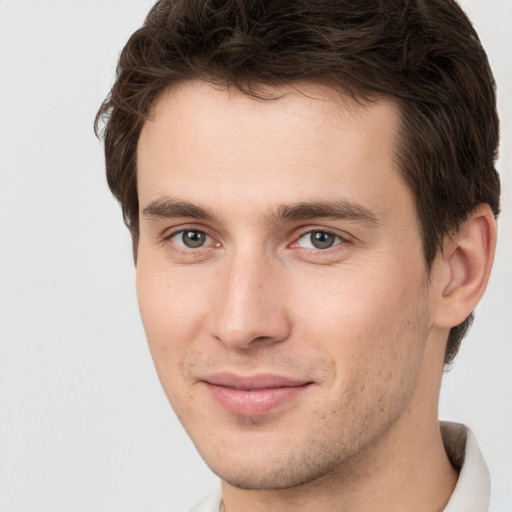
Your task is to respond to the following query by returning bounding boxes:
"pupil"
[183,230,205,248]
[311,231,335,249]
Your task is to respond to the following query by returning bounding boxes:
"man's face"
[136,81,442,489]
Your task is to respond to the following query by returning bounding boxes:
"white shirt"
[441,422,491,511]
[184,422,496,512]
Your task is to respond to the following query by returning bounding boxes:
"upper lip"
[202,373,312,390]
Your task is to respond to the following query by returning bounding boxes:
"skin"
[135,80,494,511]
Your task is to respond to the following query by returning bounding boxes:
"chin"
[210,460,333,491]
[198,434,349,491]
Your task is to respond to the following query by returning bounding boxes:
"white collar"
[441,421,491,511]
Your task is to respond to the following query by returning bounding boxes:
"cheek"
[294,274,430,444]
[293,263,429,382]
[135,258,209,380]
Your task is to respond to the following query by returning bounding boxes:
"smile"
[202,373,313,416]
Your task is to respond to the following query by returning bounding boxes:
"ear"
[432,204,497,329]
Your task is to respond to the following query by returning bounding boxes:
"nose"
[208,252,292,350]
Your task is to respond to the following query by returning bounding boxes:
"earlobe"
[434,204,497,329]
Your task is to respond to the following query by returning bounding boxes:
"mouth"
[201,373,313,416]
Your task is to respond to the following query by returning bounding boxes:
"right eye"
[169,229,213,249]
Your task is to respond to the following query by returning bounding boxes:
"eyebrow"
[142,197,380,227]
[142,198,215,221]
[269,200,380,226]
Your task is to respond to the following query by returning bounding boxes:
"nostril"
[254,336,272,342]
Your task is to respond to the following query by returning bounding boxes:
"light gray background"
[0,1,510,510]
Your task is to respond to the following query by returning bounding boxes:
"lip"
[202,373,312,416]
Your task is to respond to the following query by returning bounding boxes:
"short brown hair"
[95,0,500,365]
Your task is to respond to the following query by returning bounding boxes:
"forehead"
[141,80,398,151]
[136,80,407,220]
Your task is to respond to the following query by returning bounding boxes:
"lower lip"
[205,383,311,416]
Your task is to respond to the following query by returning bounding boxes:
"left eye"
[296,230,342,250]
[169,229,213,249]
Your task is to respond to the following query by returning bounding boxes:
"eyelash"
[291,229,347,251]
[163,226,349,255]
[164,227,218,252]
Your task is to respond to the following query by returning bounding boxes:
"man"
[96,0,501,510]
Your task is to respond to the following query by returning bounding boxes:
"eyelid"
[290,227,351,249]
[172,230,212,248]
[162,222,213,239]
[162,224,221,250]
[159,223,352,254]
